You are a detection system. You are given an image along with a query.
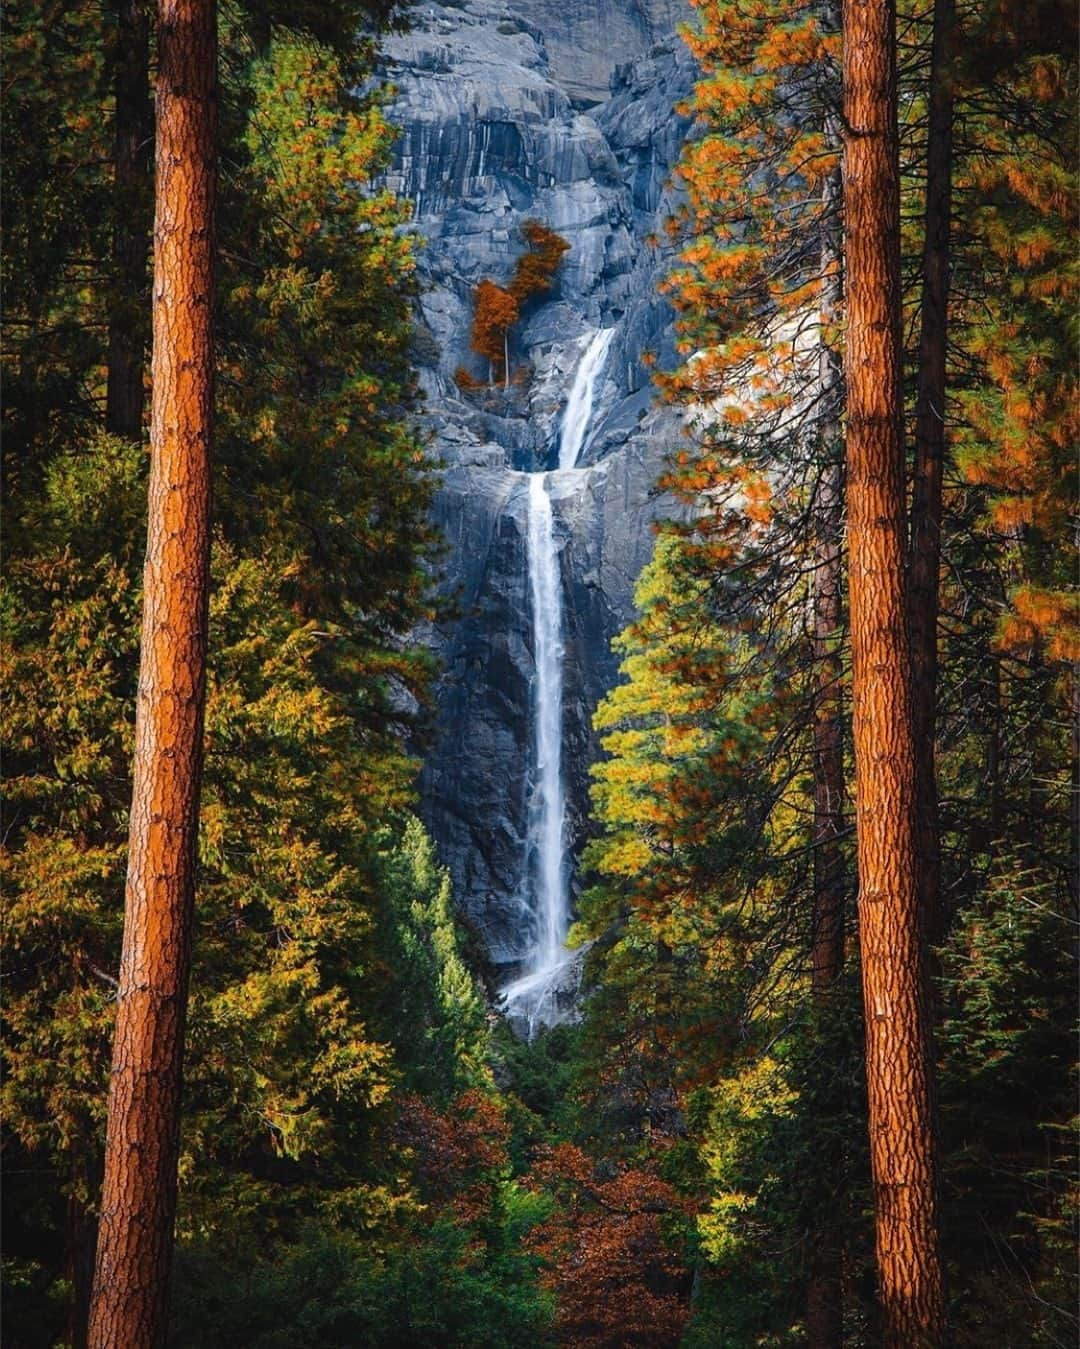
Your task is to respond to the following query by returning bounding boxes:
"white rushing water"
[499,475,568,1036]
[529,474,567,967]
[502,329,614,1036]
[559,328,616,470]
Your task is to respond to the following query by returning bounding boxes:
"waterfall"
[501,329,614,1037]
[527,473,567,970]
[499,474,568,1036]
[559,327,616,469]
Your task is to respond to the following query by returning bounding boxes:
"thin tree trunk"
[503,328,510,389]
[1069,664,1079,905]
[909,0,955,954]
[988,656,1002,850]
[106,0,153,440]
[63,1175,98,1349]
[806,151,847,1349]
[87,2,216,1344]
[841,1,947,1344]
[969,654,1001,862]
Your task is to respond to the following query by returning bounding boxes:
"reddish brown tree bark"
[841,1,947,1344]
[909,0,955,954]
[87,2,216,1345]
[106,0,153,440]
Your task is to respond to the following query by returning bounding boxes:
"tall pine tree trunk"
[909,0,955,953]
[87,2,216,1344]
[805,151,847,1349]
[106,0,153,440]
[841,1,946,1343]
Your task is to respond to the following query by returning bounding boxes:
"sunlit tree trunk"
[88,2,216,1344]
[841,0,947,1343]
[909,0,955,954]
[106,0,153,440]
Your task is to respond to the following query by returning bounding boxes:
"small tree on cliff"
[510,219,570,304]
[471,279,519,388]
[469,220,569,388]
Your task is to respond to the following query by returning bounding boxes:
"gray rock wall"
[383,0,697,971]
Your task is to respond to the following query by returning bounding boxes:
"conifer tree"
[950,0,1078,668]
[2,0,113,489]
[841,0,945,1339]
[907,0,955,955]
[88,0,217,1341]
[663,3,853,1336]
[105,0,153,441]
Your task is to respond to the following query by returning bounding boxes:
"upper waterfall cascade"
[559,329,617,471]
[501,330,614,1036]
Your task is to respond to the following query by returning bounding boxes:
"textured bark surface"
[88,2,216,1345]
[909,0,955,954]
[806,153,847,1349]
[841,1,947,1344]
[106,0,153,441]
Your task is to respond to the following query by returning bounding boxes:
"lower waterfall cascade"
[500,330,613,1037]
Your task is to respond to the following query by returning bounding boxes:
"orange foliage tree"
[470,278,519,388]
[468,219,569,388]
[393,1089,512,1226]
[527,1143,691,1349]
[659,3,851,1338]
[510,219,571,304]
[949,0,1078,667]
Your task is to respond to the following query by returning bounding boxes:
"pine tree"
[87,1,218,1341]
[842,0,946,1339]
[2,0,113,491]
[662,3,854,1336]
[907,0,956,957]
[950,0,1078,668]
[105,0,153,441]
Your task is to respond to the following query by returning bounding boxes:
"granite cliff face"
[383,1,695,971]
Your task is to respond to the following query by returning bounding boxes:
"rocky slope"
[383,0,696,970]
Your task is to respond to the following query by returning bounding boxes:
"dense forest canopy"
[2,0,1076,1346]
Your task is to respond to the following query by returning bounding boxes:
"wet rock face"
[384,1,696,970]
